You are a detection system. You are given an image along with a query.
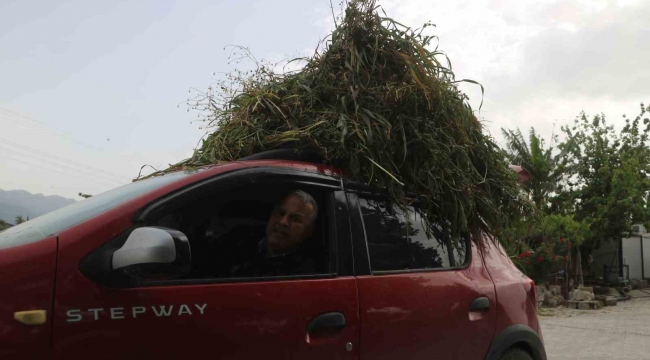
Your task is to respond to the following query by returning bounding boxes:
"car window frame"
[80,166,351,288]
[346,186,471,276]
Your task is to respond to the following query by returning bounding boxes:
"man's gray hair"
[286,190,318,224]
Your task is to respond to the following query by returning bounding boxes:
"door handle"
[307,312,346,332]
[14,310,47,325]
[469,297,490,312]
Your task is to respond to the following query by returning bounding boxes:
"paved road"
[540,295,650,360]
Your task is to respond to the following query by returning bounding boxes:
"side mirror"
[112,227,191,280]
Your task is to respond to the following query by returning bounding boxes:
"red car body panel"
[356,243,497,360]
[0,159,544,360]
[481,239,541,341]
[53,274,359,359]
[0,235,57,359]
[50,161,357,359]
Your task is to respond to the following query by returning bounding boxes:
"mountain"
[0,219,11,231]
[0,188,76,225]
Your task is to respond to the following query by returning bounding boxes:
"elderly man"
[230,190,319,277]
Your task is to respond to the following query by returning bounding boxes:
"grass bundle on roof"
[153,0,532,244]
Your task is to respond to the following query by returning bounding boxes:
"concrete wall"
[622,236,643,280]
[590,225,650,282]
[590,239,619,281]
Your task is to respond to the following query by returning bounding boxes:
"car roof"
[154,150,344,186]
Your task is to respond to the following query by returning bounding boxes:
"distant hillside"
[0,188,76,225]
[0,219,11,231]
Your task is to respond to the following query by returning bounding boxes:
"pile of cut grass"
[149,0,531,243]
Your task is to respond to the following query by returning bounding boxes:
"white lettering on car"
[88,308,104,320]
[178,304,192,316]
[132,306,146,318]
[152,305,174,317]
[66,310,82,322]
[111,307,125,320]
[195,304,207,314]
[65,304,208,323]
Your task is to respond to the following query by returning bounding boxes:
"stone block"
[573,301,601,310]
[605,297,617,306]
[550,285,562,296]
[578,286,594,294]
[572,290,595,301]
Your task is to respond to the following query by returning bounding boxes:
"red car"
[0,151,545,360]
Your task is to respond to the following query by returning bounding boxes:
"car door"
[347,191,497,360]
[52,168,359,360]
[0,235,57,359]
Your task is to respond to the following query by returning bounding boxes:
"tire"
[499,347,534,360]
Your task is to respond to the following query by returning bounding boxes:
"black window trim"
[350,189,472,276]
[135,166,341,223]
[333,189,354,277]
[344,191,371,276]
[142,273,338,287]
[82,166,350,288]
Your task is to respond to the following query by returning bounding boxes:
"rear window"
[0,171,194,250]
[358,197,467,272]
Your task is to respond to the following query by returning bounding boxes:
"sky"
[0,0,648,199]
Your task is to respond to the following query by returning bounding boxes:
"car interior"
[153,184,331,279]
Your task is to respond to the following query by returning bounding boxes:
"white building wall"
[622,236,643,280]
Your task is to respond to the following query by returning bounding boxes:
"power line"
[0,109,112,154]
[0,109,78,140]
[0,145,124,186]
[0,146,125,187]
[0,154,122,189]
[0,107,75,137]
[0,148,123,188]
[0,137,130,182]
[0,153,121,188]
[0,144,127,185]
[0,114,66,137]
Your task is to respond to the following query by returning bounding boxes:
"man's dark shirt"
[229,237,317,277]
[193,224,319,278]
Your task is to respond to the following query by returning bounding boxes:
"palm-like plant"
[501,128,571,212]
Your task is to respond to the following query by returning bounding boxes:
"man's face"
[266,195,315,252]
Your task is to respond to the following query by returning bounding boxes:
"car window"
[152,184,331,280]
[359,197,467,272]
[0,170,195,250]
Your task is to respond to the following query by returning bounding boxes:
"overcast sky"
[1,0,648,199]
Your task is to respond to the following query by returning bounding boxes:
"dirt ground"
[539,292,650,360]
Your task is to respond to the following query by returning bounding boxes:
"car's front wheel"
[500,348,534,360]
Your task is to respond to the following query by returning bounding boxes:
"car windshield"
[0,171,195,250]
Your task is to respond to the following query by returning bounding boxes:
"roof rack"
[237,148,327,163]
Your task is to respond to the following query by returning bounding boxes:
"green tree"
[501,104,650,284]
[504,214,589,281]
[562,103,650,248]
[501,127,572,212]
